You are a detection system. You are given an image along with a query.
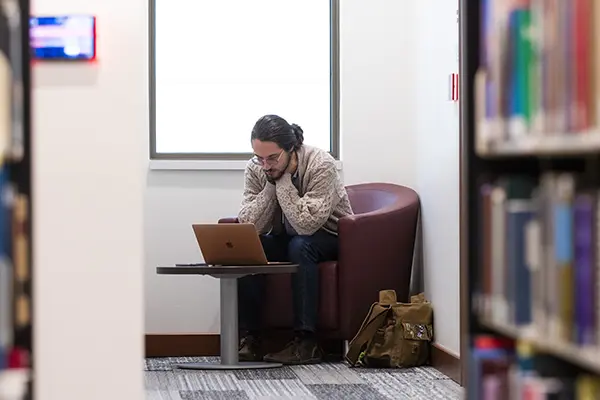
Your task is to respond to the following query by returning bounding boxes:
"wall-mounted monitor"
[30,15,96,61]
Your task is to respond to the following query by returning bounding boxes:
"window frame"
[148,0,340,161]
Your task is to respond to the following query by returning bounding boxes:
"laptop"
[191,223,290,266]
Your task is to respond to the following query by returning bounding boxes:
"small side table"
[156,263,297,370]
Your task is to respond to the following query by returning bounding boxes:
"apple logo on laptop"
[225,241,234,249]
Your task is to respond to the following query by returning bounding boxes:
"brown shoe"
[239,335,263,362]
[263,337,323,365]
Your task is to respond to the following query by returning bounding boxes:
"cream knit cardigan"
[238,145,353,236]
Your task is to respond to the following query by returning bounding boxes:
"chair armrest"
[218,217,239,224]
[337,201,419,338]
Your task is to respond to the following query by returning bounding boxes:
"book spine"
[530,0,545,134]
[573,0,592,132]
[553,174,575,342]
[491,186,508,323]
[545,0,560,132]
[573,193,595,345]
[481,184,494,318]
[0,165,10,368]
[540,174,560,340]
[481,0,494,120]
[594,0,600,127]
[506,199,535,326]
[12,194,29,333]
[597,191,600,349]
[508,7,532,139]
[525,202,543,333]
[561,1,574,132]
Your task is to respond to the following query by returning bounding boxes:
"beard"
[264,153,291,183]
[264,168,283,184]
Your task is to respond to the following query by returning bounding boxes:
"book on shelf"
[468,334,600,399]
[0,0,10,377]
[475,0,600,152]
[467,0,600,397]
[0,0,32,398]
[477,172,600,353]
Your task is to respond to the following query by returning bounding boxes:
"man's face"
[251,139,290,181]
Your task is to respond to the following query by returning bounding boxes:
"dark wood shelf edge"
[479,319,600,375]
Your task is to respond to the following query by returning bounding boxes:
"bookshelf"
[0,0,33,399]
[461,0,600,398]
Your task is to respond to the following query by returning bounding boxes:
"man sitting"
[237,114,353,365]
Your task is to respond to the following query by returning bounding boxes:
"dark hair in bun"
[251,115,304,151]
[290,124,304,146]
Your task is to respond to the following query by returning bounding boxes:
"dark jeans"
[238,230,338,334]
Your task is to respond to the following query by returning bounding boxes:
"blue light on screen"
[30,15,96,61]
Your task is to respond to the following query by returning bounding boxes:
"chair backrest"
[345,183,418,215]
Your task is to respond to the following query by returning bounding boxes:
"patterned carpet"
[145,357,463,399]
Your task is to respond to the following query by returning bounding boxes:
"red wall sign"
[449,73,459,102]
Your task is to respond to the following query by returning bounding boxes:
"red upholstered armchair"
[219,183,420,341]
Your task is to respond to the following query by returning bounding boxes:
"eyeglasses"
[251,149,284,166]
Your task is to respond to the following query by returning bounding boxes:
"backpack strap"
[345,304,391,366]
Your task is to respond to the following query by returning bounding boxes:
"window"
[149,0,339,160]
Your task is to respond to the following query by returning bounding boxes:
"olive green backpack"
[345,290,433,368]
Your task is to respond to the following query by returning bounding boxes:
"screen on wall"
[30,15,96,61]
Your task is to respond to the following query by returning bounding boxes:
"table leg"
[219,276,239,364]
[175,276,282,370]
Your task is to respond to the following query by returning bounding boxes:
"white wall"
[415,0,461,356]
[33,0,146,399]
[145,0,461,356]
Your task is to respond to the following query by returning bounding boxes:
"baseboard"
[430,343,461,385]
[146,334,462,385]
[146,334,220,357]
[145,332,341,358]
